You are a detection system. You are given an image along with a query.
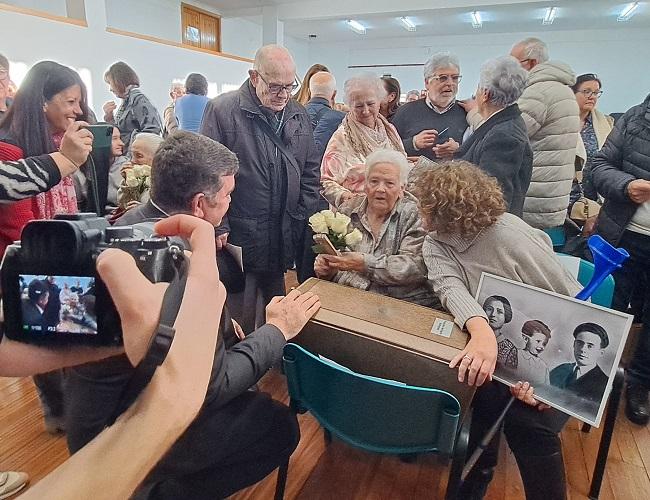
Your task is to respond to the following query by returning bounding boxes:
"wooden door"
[182,5,201,48]
[181,3,221,52]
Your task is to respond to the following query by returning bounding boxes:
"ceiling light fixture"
[471,11,482,29]
[618,2,640,21]
[399,17,416,32]
[346,19,367,35]
[542,7,557,25]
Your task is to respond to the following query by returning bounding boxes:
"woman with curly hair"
[413,160,580,500]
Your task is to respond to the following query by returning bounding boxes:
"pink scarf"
[32,132,78,219]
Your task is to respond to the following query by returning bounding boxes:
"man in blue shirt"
[175,73,209,133]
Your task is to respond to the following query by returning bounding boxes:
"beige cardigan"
[422,213,581,328]
[575,108,614,169]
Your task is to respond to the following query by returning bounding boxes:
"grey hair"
[365,149,410,186]
[343,72,387,106]
[423,52,460,79]
[131,133,164,155]
[478,56,528,107]
[151,131,239,213]
[406,89,420,98]
[514,37,549,63]
[309,71,336,98]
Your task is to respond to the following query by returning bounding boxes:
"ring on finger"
[463,354,473,362]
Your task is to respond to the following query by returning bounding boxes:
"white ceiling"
[204,0,650,42]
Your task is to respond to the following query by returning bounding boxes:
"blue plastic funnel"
[575,235,630,301]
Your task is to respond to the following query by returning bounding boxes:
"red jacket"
[0,141,35,257]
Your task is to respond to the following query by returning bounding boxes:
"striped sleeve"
[0,155,61,203]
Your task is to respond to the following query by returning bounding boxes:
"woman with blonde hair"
[413,160,580,500]
[321,73,406,206]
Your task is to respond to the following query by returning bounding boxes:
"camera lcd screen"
[19,275,97,336]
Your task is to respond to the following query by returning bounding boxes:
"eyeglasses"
[256,72,299,96]
[578,89,603,98]
[0,67,8,80]
[428,74,462,84]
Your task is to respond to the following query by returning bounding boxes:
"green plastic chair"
[544,225,566,249]
[278,343,470,500]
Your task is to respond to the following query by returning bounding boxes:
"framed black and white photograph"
[476,273,633,427]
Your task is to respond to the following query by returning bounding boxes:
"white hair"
[423,52,460,80]
[132,133,163,155]
[253,44,295,74]
[478,56,528,107]
[309,71,336,98]
[514,37,549,63]
[343,72,387,106]
[365,149,410,186]
[406,89,420,98]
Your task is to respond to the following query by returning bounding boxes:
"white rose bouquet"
[118,164,152,209]
[308,209,363,253]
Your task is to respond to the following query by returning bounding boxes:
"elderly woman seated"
[321,73,407,206]
[314,149,434,307]
[412,160,580,500]
[456,55,532,218]
[115,132,163,210]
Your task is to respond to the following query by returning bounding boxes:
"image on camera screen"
[19,275,97,336]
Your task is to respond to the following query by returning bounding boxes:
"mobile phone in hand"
[313,234,340,256]
[82,124,114,149]
[434,127,450,145]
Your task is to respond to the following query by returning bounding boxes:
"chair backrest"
[544,226,566,249]
[283,343,461,456]
[576,258,614,308]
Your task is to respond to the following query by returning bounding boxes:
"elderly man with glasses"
[391,52,468,161]
[201,44,321,332]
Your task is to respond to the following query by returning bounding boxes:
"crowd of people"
[0,33,649,500]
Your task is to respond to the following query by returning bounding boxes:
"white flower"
[329,213,351,235]
[344,228,363,248]
[125,172,139,188]
[321,209,336,228]
[132,165,145,178]
[309,212,329,234]
[140,164,152,177]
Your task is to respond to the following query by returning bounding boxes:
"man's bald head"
[309,71,336,100]
[253,45,296,77]
[250,45,297,112]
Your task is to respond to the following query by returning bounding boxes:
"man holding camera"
[63,131,320,499]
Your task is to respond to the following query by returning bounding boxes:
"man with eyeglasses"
[507,37,580,229]
[391,52,468,161]
[201,45,320,332]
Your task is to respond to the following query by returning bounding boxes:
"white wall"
[309,28,650,114]
[3,0,67,16]
[1,2,253,116]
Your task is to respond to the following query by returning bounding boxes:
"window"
[181,3,221,52]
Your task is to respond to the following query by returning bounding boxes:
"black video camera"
[1,213,185,346]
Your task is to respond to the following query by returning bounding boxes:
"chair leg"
[446,413,472,500]
[274,458,289,500]
[588,367,625,500]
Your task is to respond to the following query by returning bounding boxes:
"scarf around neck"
[343,112,405,158]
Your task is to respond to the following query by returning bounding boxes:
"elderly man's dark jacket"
[592,94,650,245]
[458,104,533,218]
[200,80,321,274]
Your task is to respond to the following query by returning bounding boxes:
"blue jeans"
[612,230,650,388]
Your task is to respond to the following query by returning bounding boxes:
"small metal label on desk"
[431,318,454,338]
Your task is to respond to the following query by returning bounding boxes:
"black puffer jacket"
[592,94,650,245]
[200,80,321,273]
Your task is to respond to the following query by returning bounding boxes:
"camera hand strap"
[107,254,189,425]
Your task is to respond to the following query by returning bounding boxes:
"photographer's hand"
[22,215,226,500]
